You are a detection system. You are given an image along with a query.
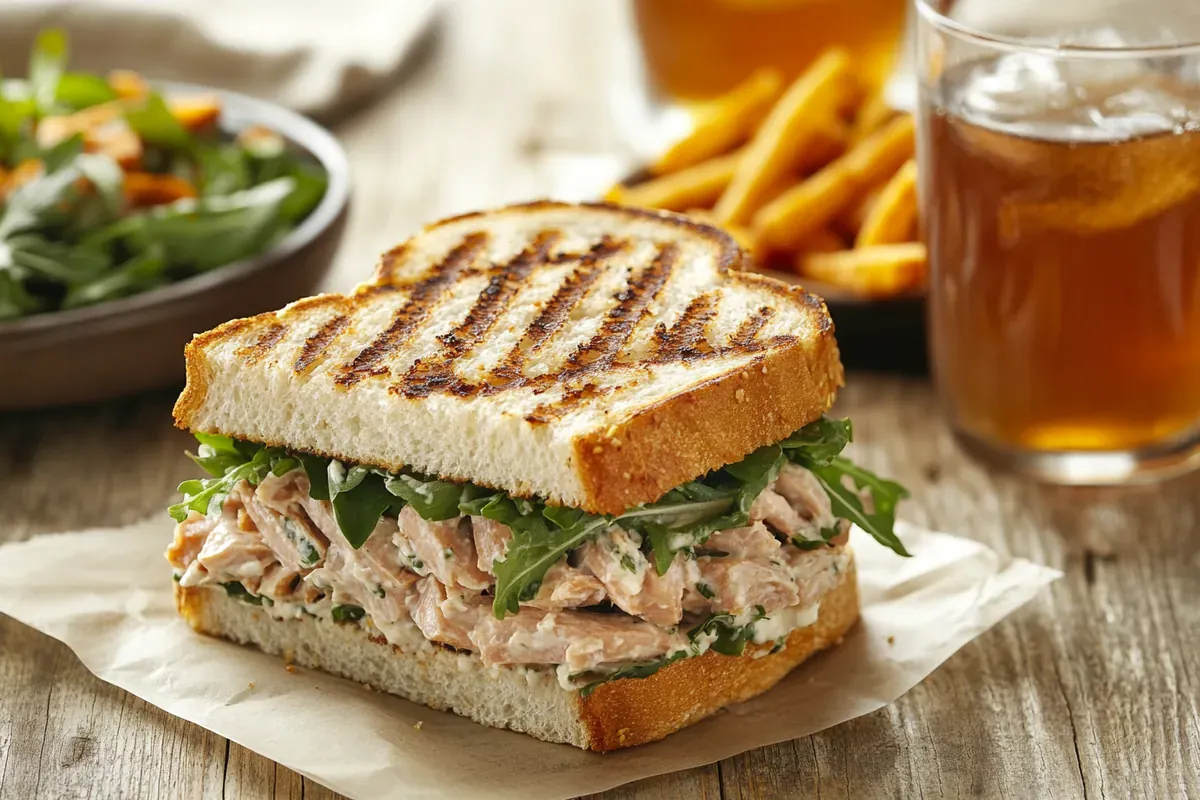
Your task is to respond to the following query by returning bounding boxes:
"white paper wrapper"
[0,520,1058,799]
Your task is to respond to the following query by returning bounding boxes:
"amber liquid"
[633,0,907,101]
[922,63,1200,453]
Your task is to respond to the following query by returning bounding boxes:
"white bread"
[175,558,858,751]
[174,202,844,514]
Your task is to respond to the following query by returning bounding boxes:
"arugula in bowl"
[0,29,328,320]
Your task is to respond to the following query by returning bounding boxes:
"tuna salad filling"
[167,417,908,691]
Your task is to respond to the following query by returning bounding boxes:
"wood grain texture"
[2,0,1199,798]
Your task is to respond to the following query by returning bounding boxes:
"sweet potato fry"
[836,187,880,236]
[714,49,856,225]
[850,89,897,144]
[800,228,846,255]
[108,69,149,101]
[123,172,198,207]
[652,69,782,175]
[169,94,222,131]
[608,150,741,211]
[797,243,927,297]
[754,114,915,250]
[857,159,919,246]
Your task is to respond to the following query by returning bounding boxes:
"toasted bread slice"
[174,201,843,514]
[174,557,858,751]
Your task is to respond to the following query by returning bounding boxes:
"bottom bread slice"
[174,558,859,751]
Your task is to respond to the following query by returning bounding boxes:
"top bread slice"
[174,201,844,514]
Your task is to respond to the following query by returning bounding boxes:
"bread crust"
[173,557,858,751]
[577,559,858,751]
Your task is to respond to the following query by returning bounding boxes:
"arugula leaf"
[28,29,67,114]
[122,177,295,271]
[578,650,687,697]
[328,462,395,549]
[807,458,910,556]
[490,504,611,618]
[384,474,463,521]
[578,607,769,696]
[697,606,768,656]
[55,72,116,110]
[298,453,331,500]
[187,432,249,477]
[61,247,167,309]
[168,447,272,522]
[781,417,910,557]
[0,271,40,319]
[780,417,852,465]
[620,444,784,574]
[223,582,273,606]
[124,92,191,149]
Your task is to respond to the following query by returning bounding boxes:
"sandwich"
[165,201,909,751]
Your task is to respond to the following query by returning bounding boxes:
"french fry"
[714,49,856,225]
[857,159,919,246]
[108,69,149,101]
[792,116,851,174]
[652,69,782,175]
[837,188,881,236]
[123,172,198,207]
[169,94,222,131]
[754,114,915,250]
[800,228,846,255]
[607,149,741,211]
[850,89,897,144]
[797,243,927,297]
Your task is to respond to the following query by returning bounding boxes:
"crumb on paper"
[887,635,895,645]
[285,664,297,674]
[247,681,256,690]
[414,721,424,731]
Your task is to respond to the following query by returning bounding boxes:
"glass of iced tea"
[917,0,1200,483]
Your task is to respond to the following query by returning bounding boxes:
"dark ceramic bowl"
[0,82,350,410]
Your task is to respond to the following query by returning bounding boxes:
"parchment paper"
[0,520,1058,799]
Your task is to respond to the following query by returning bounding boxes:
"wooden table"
[2,2,1198,797]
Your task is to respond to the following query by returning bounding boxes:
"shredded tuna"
[471,608,683,671]
[169,463,848,674]
[397,506,491,590]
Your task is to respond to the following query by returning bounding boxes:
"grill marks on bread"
[399,231,562,398]
[237,323,287,366]
[487,236,625,387]
[336,233,490,388]
[226,215,799,419]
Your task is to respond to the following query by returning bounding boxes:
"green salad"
[0,29,327,320]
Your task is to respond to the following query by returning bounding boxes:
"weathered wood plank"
[1,1,1199,798]
[581,766,722,800]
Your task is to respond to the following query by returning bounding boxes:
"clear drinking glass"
[916,0,1200,484]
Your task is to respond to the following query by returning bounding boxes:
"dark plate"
[761,268,928,375]
[0,82,351,410]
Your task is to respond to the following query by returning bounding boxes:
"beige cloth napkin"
[0,0,440,119]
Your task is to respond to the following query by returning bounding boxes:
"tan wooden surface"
[2,2,1199,797]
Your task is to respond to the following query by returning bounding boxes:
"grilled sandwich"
[166,201,910,751]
